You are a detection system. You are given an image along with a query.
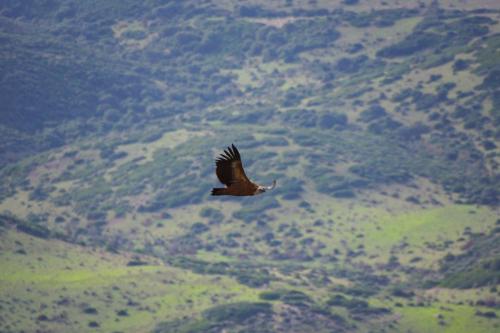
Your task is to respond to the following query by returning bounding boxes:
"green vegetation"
[439,228,500,288]
[1,1,500,332]
[154,302,273,333]
[0,228,260,333]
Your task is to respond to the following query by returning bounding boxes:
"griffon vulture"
[211,144,276,196]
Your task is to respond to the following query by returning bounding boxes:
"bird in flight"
[212,144,276,196]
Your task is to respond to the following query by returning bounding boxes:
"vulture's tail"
[211,188,228,196]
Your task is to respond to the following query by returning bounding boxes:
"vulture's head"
[256,180,277,194]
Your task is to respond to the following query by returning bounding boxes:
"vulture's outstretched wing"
[215,144,251,186]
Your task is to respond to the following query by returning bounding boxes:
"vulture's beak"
[265,180,277,191]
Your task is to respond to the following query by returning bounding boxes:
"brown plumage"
[211,144,276,196]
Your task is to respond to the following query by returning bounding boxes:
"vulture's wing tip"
[231,144,241,159]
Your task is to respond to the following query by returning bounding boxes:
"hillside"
[0,1,499,332]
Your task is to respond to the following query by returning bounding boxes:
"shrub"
[233,197,280,223]
[392,288,415,298]
[16,222,51,239]
[259,291,282,301]
[191,222,209,233]
[203,302,272,322]
[88,321,99,328]
[377,32,442,58]
[359,105,387,122]
[318,112,348,129]
[200,207,224,221]
[475,311,497,319]
[453,59,470,72]
[116,309,129,316]
[83,307,98,315]
[127,260,149,266]
[335,55,369,73]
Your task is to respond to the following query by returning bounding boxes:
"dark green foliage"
[116,309,129,317]
[259,289,313,306]
[238,5,282,18]
[168,234,204,255]
[145,181,209,209]
[276,18,341,61]
[285,227,303,238]
[336,55,369,73]
[196,14,340,63]
[327,294,390,315]
[0,214,52,239]
[368,117,403,134]
[273,177,303,200]
[54,216,66,223]
[391,288,415,298]
[440,259,500,288]
[481,69,500,90]
[154,302,273,333]
[0,47,104,132]
[293,125,499,205]
[413,92,445,111]
[17,224,50,238]
[475,311,497,319]
[327,294,368,308]
[359,105,387,122]
[170,257,273,288]
[392,88,413,102]
[342,0,359,5]
[475,33,500,73]
[88,321,99,328]
[232,197,280,223]
[199,207,224,223]
[439,229,500,288]
[397,123,430,141]
[331,284,378,298]
[259,291,283,301]
[83,307,98,315]
[283,108,317,126]
[349,164,411,184]
[452,104,487,130]
[344,8,418,28]
[137,201,167,213]
[377,32,442,58]
[0,2,497,211]
[191,222,210,234]
[483,140,496,150]
[0,2,345,161]
[236,272,271,287]
[153,318,214,333]
[126,259,149,266]
[318,112,348,129]
[491,93,500,125]
[378,14,492,59]
[37,314,49,321]
[29,186,50,201]
[281,290,314,307]
[203,302,272,322]
[288,118,499,204]
[453,59,470,72]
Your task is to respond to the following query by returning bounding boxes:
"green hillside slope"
[1,1,499,332]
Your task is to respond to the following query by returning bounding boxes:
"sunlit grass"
[0,229,260,333]
[392,302,499,333]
